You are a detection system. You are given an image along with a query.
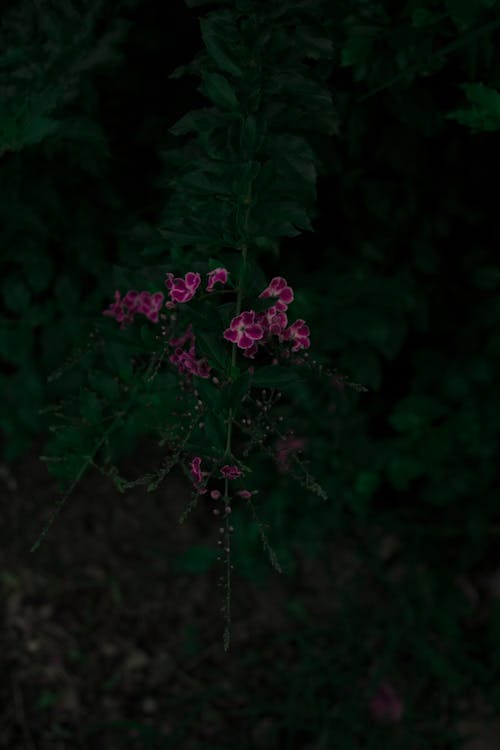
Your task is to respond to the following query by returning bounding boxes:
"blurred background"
[1,0,500,747]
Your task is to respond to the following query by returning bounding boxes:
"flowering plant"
[34,255,358,647]
[32,0,366,649]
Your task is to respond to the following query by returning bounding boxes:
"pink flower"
[135,291,165,323]
[368,681,404,723]
[223,311,264,349]
[165,272,201,304]
[190,456,208,495]
[259,276,294,312]
[241,342,259,359]
[102,289,165,329]
[210,490,222,500]
[258,305,288,337]
[168,324,211,380]
[220,465,243,480]
[169,348,211,380]
[206,267,228,293]
[279,319,310,352]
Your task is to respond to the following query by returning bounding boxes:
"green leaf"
[200,72,240,112]
[194,377,223,412]
[204,411,226,451]
[173,167,234,197]
[233,160,261,197]
[241,256,269,298]
[188,300,224,333]
[81,390,103,425]
[239,114,267,156]
[195,329,231,373]
[140,324,157,349]
[88,370,120,402]
[293,26,333,59]
[226,370,252,410]
[168,107,231,136]
[200,12,244,77]
[448,83,500,132]
[250,197,314,237]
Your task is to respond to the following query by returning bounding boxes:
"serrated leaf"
[200,12,244,77]
[293,27,333,59]
[195,329,230,373]
[200,72,240,112]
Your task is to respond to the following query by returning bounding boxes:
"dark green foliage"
[448,82,500,131]
[0,0,135,461]
[2,0,500,743]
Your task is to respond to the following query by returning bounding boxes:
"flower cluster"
[102,290,165,329]
[189,456,251,501]
[222,310,264,350]
[168,323,211,380]
[223,276,310,359]
[165,267,228,307]
[103,271,310,360]
[258,275,294,311]
[165,271,201,305]
[102,269,314,505]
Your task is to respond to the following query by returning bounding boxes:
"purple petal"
[238,332,254,348]
[245,324,263,340]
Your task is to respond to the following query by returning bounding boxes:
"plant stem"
[223,234,249,463]
[221,162,253,652]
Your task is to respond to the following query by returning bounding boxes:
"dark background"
[1,0,500,747]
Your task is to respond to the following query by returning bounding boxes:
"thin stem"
[220,191,251,650]
[223,239,249,461]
